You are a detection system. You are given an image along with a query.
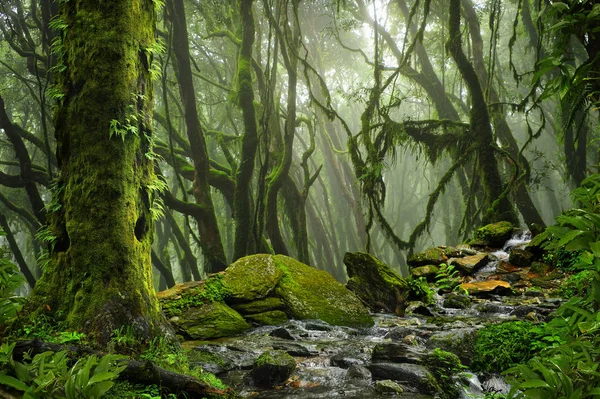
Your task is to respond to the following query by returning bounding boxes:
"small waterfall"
[474,230,532,280]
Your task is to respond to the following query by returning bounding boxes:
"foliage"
[407,276,435,304]
[421,347,465,399]
[472,321,555,373]
[0,232,26,325]
[434,263,466,294]
[105,382,178,399]
[557,270,594,299]
[0,342,126,399]
[109,325,138,353]
[162,274,230,316]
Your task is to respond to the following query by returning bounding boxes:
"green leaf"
[558,230,585,247]
[0,373,29,391]
[87,380,115,399]
[520,379,552,389]
[87,371,118,386]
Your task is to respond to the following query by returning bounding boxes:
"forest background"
[0,0,598,292]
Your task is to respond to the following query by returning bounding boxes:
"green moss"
[273,255,373,327]
[173,301,249,340]
[407,247,446,266]
[244,310,288,325]
[473,221,514,246]
[421,348,465,399]
[161,276,230,316]
[223,254,283,302]
[230,296,285,314]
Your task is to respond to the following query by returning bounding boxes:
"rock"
[372,342,422,364]
[223,254,283,302]
[496,261,520,274]
[157,281,204,301]
[442,294,471,309]
[509,249,534,267]
[530,274,562,289]
[375,380,404,394]
[244,310,288,326]
[346,365,372,381]
[459,280,512,296]
[304,320,333,331]
[407,247,446,267]
[455,245,478,256]
[500,273,522,284]
[386,326,431,341]
[473,221,514,247]
[250,350,296,388]
[230,297,286,315]
[410,265,440,281]
[405,301,434,317]
[530,261,550,274]
[188,344,255,374]
[274,255,374,327]
[344,252,409,315]
[524,288,545,297]
[170,301,249,339]
[269,327,295,340]
[331,352,369,368]
[426,328,478,366]
[448,253,489,275]
[367,363,436,394]
[271,342,317,357]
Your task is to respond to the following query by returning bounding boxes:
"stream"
[185,232,561,398]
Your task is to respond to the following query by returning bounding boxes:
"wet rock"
[271,342,317,357]
[530,261,551,274]
[496,261,520,274]
[230,297,286,314]
[367,363,436,394]
[407,247,447,267]
[455,245,478,256]
[331,352,368,368]
[223,254,283,302]
[410,265,440,281]
[443,294,471,309]
[274,255,374,327]
[524,288,545,298]
[405,302,434,317]
[473,221,514,247]
[509,249,534,267]
[386,326,431,341]
[449,253,489,275]
[170,301,249,340]
[426,328,478,366]
[460,280,512,296]
[344,252,410,315]
[250,350,296,387]
[375,380,404,394]
[188,344,256,374]
[244,310,288,326]
[500,273,522,284]
[304,320,333,331]
[346,365,372,381]
[372,342,423,364]
[530,275,561,289]
[269,327,295,340]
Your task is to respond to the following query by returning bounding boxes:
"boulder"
[496,261,520,274]
[343,251,409,315]
[230,297,286,315]
[459,280,512,296]
[250,350,296,387]
[367,363,436,394]
[407,247,446,267]
[509,249,534,267]
[530,261,551,275]
[411,265,440,281]
[346,365,372,381]
[448,253,489,275]
[375,380,404,394]
[442,294,471,309]
[425,328,478,366]
[223,254,283,302]
[372,342,423,364]
[244,310,288,326]
[169,301,249,339]
[273,255,374,327]
[473,221,514,247]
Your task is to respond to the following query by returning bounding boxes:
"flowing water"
[188,231,557,398]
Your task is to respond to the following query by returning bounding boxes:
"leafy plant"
[421,348,466,399]
[0,234,26,325]
[407,276,435,304]
[557,270,593,299]
[434,263,465,294]
[110,325,138,353]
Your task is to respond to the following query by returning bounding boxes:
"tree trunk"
[25,0,170,346]
[167,0,227,272]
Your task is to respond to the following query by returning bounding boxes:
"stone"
[410,265,440,281]
[250,350,296,388]
[269,327,295,340]
[271,342,318,357]
[344,251,410,315]
[407,247,446,267]
[244,310,288,326]
[331,352,369,368]
[346,365,372,381]
[372,342,422,364]
[530,261,551,274]
[496,261,520,274]
[473,221,514,247]
[367,363,436,394]
[223,254,283,302]
[425,328,478,366]
[442,294,471,309]
[386,326,431,341]
[170,301,249,340]
[509,249,534,267]
[405,301,434,317]
[375,380,404,394]
[459,280,512,296]
[230,297,286,315]
[274,255,374,327]
[448,253,489,275]
[188,344,255,374]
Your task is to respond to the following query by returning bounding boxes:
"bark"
[167,0,227,272]
[0,214,36,288]
[151,249,175,289]
[25,0,171,346]
[446,0,518,224]
[233,0,259,260]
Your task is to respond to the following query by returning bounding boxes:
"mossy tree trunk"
[446,0,518,225]
[167,0,227,273]
[26,0,170,345]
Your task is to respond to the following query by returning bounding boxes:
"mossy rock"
[473,221,514,247]
[230,297,285,315]
[244,310,288,326]
[411,265,440,281]
[250,350,296,388]
[448,253,489,275]
[407,247,446,267]
[273,255,374,328]
[170,301,249,340]
[425,328,478,366]
[509,249,534,267]
[223,254,283,303]
[344,252,409,314]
